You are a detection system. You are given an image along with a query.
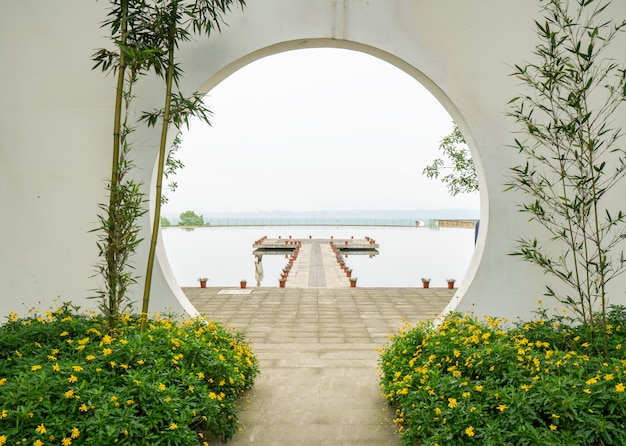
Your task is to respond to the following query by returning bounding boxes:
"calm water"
[161,226,476,288]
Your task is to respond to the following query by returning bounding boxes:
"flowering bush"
[0,303,260,445]
[380,308,626,445]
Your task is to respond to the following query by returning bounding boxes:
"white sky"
[162,48,480,215]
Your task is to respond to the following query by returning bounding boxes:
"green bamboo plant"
[92,0,157,330]
[139,0,245,331]
[92,0,244,331]
[507,0,626,343]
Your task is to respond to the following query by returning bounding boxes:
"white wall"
[2,0,625,320]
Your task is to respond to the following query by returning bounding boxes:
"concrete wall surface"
[2,1,625,320]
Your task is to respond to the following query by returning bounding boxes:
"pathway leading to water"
[284,241,350,288]
[185,286,454,445]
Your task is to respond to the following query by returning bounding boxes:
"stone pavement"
[184,286,454,445]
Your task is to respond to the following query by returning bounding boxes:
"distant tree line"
[160,210,206,227]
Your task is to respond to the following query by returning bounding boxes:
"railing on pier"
[167,218,436,227]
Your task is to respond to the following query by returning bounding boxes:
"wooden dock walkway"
[253,238,378,288]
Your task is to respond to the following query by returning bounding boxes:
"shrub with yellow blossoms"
[380,309,626,445]
[0,303,259,444]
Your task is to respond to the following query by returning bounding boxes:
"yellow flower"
[474,385,483,392]
[435,407,442,415]
[31,365,42,371]
[34,440,43,446]
[0,409,7,419]
[169,423,178,430]
[61,437,72,446]
[70,427,80,439]
[52,363,61,372]
[448,398,458,409]
[550,424,557,431]
[604,374,614,381]
[36,423,47,434]
[102,348,112,356]
[0,378,6,386]
[68,375,78,383]
[85,355,96,361]
[615,383,625,393]
[79,403,88,413]
[65,389,75,399]
[0,435,5,446]
[159,383,166,391]
[72,365,84,372]
[465,426,475,437]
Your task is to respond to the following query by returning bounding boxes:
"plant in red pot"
[198,277,208,288]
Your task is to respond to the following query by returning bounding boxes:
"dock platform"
[253,238,377,288]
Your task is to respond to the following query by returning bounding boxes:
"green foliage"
[179,210,204,226]
[92,153,146,330]
[507,0,626,333]
[0,303,260,444]
[423,123,478,196]
[380,310,626,445]
[91,0,157,332]
[139,0,246,330]
[162,133,185,205]
[160,216,171,227]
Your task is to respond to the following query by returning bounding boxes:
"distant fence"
[165,218,477,228]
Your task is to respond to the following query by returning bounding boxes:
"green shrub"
[380,309,626,445]
[0,303,260,445]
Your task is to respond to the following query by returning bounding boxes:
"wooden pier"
[252,237,378,288]
[253,237,379,252]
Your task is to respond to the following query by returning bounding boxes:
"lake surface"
[161,226,476,288]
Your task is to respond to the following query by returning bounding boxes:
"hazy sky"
[162,48,480,216]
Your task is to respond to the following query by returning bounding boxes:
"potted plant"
[345,268,352,278]
[198,277,208,288]
[447,278,456,289]
[349,277,358,287]
[279,278,286,288]
[240,279,247,289]
[421,277,431,289]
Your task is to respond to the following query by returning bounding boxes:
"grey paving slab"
[184,287,453,445]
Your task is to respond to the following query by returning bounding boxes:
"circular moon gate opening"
[159,48,481,292]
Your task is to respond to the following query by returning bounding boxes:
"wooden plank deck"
[252,238,377,288]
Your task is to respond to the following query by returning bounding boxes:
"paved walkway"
[185,287,454,445]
